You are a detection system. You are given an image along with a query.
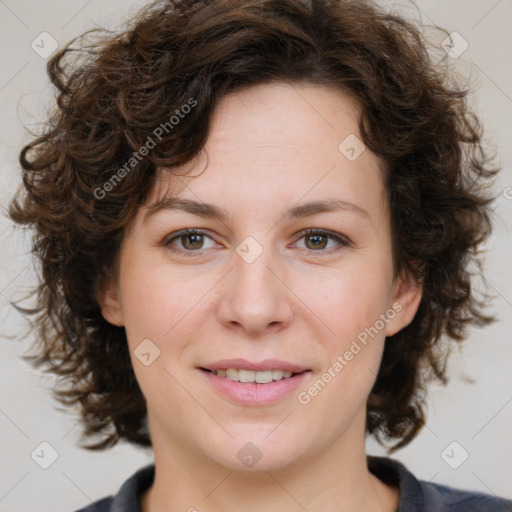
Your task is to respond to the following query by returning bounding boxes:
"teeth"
[271,369,284,380]
[212,368,295,383]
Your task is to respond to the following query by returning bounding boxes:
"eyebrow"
[143,197,369,224]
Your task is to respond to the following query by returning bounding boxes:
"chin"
[205,431,310,472]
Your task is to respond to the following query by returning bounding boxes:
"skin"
[99,81,423,512]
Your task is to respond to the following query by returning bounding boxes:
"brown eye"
[296,229,350,253]
[180,232,205,250]
[304,232,329,250]
[164,229,216,256]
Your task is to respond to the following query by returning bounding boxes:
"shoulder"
[420,480,512,511]
[368,456,512,512]
[70,464,155,512]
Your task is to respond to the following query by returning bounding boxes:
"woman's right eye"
[164,229,216,257]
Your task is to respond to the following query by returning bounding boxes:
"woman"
[8,0,511,510]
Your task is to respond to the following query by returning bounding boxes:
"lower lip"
[200,369,311,406]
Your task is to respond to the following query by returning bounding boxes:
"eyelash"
[163,228,351,257]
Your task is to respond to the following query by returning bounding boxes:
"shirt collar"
[368,455,426,512]
[110,464,154,512]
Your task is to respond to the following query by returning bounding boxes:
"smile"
[205,368,300,383]
[199,368,311,406]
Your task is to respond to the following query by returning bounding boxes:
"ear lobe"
[96,275,124,327]
[385,271,423,338]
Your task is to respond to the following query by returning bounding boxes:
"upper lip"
[200,359,309,373]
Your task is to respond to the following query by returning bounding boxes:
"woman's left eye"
[163,228,350,257]
[296,229,350,252]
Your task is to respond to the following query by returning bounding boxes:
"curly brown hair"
[8,0,499,452]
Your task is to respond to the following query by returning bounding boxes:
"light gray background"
[0,1,511,511]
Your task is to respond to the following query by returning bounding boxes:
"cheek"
[307,263,393,337]
[118,253,206,343]
[299,261,392,394]
[117,258,199,408]
[300,274,388,413]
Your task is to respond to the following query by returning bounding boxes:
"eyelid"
[300,228,351,247]
[163,227,351,256]
[162,228,219,256]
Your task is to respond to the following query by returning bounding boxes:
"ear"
[385,270,423,337]
[96,274,124,327]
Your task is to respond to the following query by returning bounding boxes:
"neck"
[141,413,399,512]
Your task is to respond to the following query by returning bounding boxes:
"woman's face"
[100,82,422,471]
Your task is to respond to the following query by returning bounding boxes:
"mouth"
[199,367,307,384]
[198,366,312,406]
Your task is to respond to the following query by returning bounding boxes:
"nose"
[216,239,294,336]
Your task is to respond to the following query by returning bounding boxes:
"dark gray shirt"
[73,456,512,511]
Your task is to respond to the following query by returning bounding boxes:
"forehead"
[145,82,386,222]
[206,82,366,163]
